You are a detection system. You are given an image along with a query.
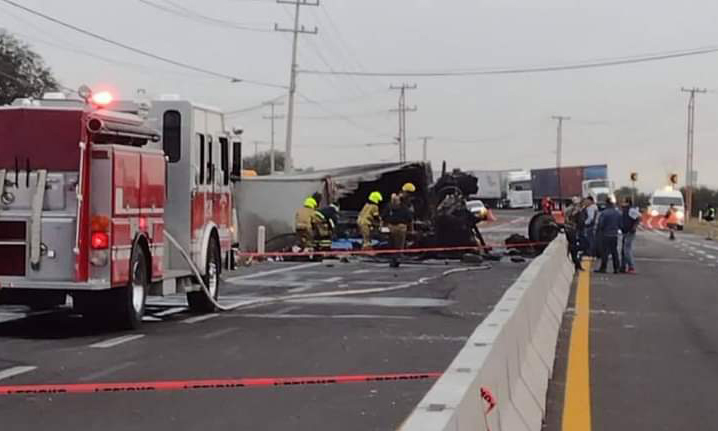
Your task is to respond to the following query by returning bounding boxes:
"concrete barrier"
[400,236,573,431]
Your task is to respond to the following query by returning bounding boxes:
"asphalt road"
[0,210,532,431]
[545,227,718,430]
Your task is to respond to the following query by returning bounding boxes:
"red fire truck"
[0,91,240,329]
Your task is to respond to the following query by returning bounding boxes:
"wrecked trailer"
[233,162,433,252]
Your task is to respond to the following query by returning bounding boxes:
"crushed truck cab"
[0,95,240,328]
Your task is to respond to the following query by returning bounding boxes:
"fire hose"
[164,229,494,314]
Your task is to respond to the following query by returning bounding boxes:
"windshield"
[652,196,684,206]
[509,180,532,191]
[0,109,82,171]
[587,180,610,188]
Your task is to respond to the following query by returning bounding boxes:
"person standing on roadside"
[665,204,679,241]
[620,197,640,274]
[583,196,599,257]
[595,197,622,273]
[564,196,585,271]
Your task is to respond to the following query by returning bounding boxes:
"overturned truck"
[234,162,482,255]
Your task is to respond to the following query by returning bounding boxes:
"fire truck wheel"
[116,245,149,329]
[187,236,221,313]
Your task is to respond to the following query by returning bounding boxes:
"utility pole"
[390,84,417,162]
[418,136,432,162]
[681,87,706,221]
[262,100,285,174]
[252,141,270,156]
[551,115,570,208]
[275,0,319,173]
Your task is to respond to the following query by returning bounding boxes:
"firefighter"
[383,194,413,267]
[318,202,340,237]
[357,191,383,249]
[666,204,679,240]
[295,197,319,249]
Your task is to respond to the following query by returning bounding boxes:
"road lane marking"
[201,327,239,339]
[225,262,322,283]
[319,276,343,283]
[0,366,36,382]
[241,313,414,320]
[562,259,592,431]
[79,362,136,382]
[182,313,220,324]
[90,334,145,349]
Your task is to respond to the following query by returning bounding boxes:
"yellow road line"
[562,259,592,431]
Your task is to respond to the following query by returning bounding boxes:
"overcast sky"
[3,0,718,191]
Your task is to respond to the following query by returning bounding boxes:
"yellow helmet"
[304,197,317,209]
[402,182,416,193]
[368,191,383,204]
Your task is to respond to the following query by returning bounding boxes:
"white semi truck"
[471,170,532,209]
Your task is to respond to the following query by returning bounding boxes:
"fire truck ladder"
[0,169,6,208]
[29,169,47,270]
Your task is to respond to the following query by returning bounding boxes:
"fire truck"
[0,90,240,329]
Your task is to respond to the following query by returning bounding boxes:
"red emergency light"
[91,91,113,106]
[91,232,109,249]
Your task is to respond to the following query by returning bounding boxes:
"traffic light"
[630,172,638,182]
[669,173,678,185]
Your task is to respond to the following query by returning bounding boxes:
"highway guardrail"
[399,236,573,431]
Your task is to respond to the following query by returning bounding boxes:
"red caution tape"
[236,241,548,259]
[0,372,442,396]
[480,386,497,413]
[480,386,497,431]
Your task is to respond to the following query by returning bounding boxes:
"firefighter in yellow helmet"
[357,191,383,249]
[295,196,322,249]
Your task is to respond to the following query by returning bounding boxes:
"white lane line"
[319,276,343,283]
[242,313,414,320]
[78,361,135,382]
[706,255,716,259]
[351,269,373,274]
[695,250,707,255]
[0,366,37,381]
[90,334,145,349]
[182,313,220,324]
[225,262,322,283]
[152,307,187,317]
[201,327,239,339]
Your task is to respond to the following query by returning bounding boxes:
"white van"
[648,188,685,229]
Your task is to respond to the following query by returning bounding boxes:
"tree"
[242,150,285,175]
[680,186,718,216]
[0,31,59,105]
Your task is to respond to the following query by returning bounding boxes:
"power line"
[298,45,718,77]
[0,0,285,89]
[138,0,273,32]
[297,92,393,138]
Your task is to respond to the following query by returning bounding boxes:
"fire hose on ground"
[164,229,497,314]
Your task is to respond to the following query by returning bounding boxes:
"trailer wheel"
[114,245,149,329]
[187,236,221,313]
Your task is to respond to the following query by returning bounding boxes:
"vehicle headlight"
[677,211,684,219]
[650,210,658,217]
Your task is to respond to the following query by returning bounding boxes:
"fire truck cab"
[0,93,240,329]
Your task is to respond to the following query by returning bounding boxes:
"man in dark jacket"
[620,197,640,273]
[595,197,622,273]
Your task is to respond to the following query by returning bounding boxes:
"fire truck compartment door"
[27,218,76,281]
